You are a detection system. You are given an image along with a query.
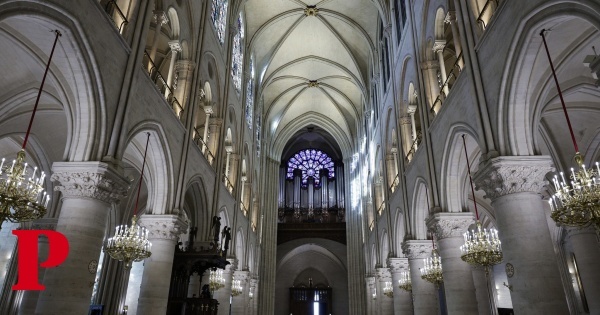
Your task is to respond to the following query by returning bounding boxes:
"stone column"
[471,267,493,315]
[249,278,258,315]
[164,41,181,99]
[172,60,195,120]
[240,176,247,214]
[366,276,377,314]
[214,258,236,315]
[148,11,168,70]
[407,104,418,143]
[399,116,412,157]
[136,214,188,315]
[202,105,214,155]
[427,212,478,315]
[567,226,600,314]
[420,61,442,114]
[474,156,569,314]
[231,270,249,315]
[433,41,449,96]
[229,153,240,192]
[207,118,222,159]
[444,11,463,69]
[36,162,129,315]
[388,257,414,314]
[18,219,56,315]
[402,240,439,315]
[376,267,394,315]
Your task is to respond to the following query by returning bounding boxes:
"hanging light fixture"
[420,235,443,286]
[104,133,152,269]
[231,279,243,296]
[539,29,600,234]
[383,281,394,298]
[209,268,225,292]
[459,135,503,268]
[398,271,412,292]
[0,30,62,226]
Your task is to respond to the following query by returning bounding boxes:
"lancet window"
[211,0,228,45]
[231,15,244,93]
[245,56,254,129]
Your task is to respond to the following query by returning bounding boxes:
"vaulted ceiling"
[244,0,380,155]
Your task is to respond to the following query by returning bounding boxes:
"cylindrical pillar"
[148,11,168,70]
[36,163,129,315]
[202,106,213,154]
[474,156,569,314]
[376,267,394,315]
[164,41,181,99]
[444,11,463,69]
[567,226,600,314]
[427,212,478,315]
[433,41,449,96]
[402,240,439,315]
[136,214,188,315]
[388,257,414,315]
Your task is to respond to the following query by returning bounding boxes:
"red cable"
[462,135,479,221]
[133,133,151,216]
[540,29,579,153]
[23,30,62,150]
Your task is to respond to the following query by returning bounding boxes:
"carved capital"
[51,162,129,204]
[444,11,457,24]
[399,116,411,125]
[387,257,410,273]
[376,267,391,281]
[407,104,417,114]
[139,214,188,241]
[420,60,439,70]
[426,212,474,240]
[204,105,214,115]
[168,40,182,52]
[234,270,250,283]
[401,240,433,259]
[433,40,446,53]
[473,156,554,201]
[176,60,195,73]
[153,10,169,25]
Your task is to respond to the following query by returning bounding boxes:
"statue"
[211,216,221,242]
[222,226,231,257]
[200,284,212,299]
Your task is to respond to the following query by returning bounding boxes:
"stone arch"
[122,123,173,216]
[439,123,480,213]
[499,1,600,156]
[0,2,108,162]
[380,230,389,267]
[182,176,210,235]
[410,177,429,240]
[236,227,245,266]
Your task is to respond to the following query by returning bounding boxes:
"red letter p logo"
[12,230,69,290]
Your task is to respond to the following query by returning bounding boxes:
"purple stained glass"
[211,0,228,45]
[286,149,335,187]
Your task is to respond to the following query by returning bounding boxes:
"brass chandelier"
[420,237,443,286]
[459,135,503,268]
[540,29,600,233]
[104,133,152,269]
[231,279,243,296]
[209,268,225,291]
[383,281,393,298]
[0,31,62,226]
[398,271,412,292]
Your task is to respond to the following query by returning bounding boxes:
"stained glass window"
[256,97,262,157]
[231,15,244,93]
[245,56,254,130]
[211,0,228,45]
[286,149,335,187]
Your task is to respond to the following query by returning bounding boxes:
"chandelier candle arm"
[104,133,153,269]
[460,134,503,268]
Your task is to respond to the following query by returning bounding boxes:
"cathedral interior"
[0,0,599,314]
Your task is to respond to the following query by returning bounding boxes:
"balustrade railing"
[223,175,234,195]
[390,174,400,193]
[405,131,423,163]
[477,0,498,31]
[193,128,215,166]
[377,201,386,215]
[277,206,345,224]
[240,203,248,216]
[103,0,128,34]
[369,220,375,231]
[143,51,185,122]
[431,52,464,116]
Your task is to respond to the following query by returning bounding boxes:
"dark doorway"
[289,288,332,315]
